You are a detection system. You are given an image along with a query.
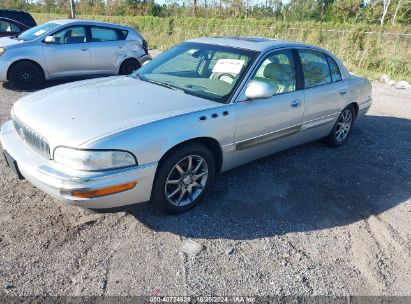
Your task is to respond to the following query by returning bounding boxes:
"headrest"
[263,63,293,80]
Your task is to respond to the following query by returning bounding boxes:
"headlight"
[0,48,5,56]
[53,147,137,171]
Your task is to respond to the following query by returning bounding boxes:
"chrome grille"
[13,117,50,159]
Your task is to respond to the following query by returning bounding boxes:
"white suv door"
[42,26,91,78]
[89,26,126,75]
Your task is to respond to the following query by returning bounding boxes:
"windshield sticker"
[33,30,46,36]
[212,59,245,74]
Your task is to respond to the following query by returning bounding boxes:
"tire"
[151,143,216,214]
[119,58,140,75]
[9,61,43,89]
[325,104,356,147]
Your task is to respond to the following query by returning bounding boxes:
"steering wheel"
[217,73,236,84]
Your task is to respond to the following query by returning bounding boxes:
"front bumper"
[0,58,10,82]
[0,120,157,209]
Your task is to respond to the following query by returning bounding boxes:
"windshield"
[18,22,60,41]
[135,42,258,103]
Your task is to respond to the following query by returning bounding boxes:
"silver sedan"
[0,19,151,87]
[0,37,372,213]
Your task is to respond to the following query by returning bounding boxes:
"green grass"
[32,13,411,82]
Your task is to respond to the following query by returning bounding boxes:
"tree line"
[2,0,410,25]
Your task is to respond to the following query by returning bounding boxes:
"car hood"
[13,76,219,149]
[0,36,25,47]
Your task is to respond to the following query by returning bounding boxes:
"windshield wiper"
[131,72,141,79]
[141,77,185,93]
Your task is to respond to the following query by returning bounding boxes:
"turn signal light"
[71,182,137,198]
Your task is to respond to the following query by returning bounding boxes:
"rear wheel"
[9,61,43,89]
[151,143,215,214]
[326,104,356,147]
[119,58,140,75]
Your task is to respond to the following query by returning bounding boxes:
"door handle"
[291,99,302,108]
[80,47,89,51]
[340,89,348,95]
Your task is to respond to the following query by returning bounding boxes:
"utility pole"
[70,0,76,19]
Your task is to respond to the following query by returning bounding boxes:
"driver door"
[42,25,91,78]
[232,49,305,167]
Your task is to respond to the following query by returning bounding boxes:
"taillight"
[142,39,148,54]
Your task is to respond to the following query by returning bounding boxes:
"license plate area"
[3,150,24,180]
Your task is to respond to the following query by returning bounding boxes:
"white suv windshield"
[18,22,60,41]
[135,42,258,103]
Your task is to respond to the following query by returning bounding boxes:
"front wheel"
[151,143,215,214]
[326,105,356,147]
[9,61,43,89]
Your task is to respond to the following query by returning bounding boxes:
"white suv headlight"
[0,48,5,56]
[54,147,137,171]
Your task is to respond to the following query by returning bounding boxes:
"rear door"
[89,26,126,75]
[297,49,349,138]
[42,25,91,78]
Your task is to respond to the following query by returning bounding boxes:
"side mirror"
[245,81,273,100]
[44,36,56,44]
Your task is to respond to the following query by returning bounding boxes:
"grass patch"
[32,13,411,82]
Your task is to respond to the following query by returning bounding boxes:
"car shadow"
[125,115,411,240]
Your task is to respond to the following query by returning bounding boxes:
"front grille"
[13,117,50,159]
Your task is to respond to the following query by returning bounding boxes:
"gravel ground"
[0,69,410,297]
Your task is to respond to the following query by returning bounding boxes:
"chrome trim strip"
[301,112,339,131]
[37,162,158,183]
[235,124,302,151]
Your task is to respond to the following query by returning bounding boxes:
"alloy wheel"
[165,155,208,206]
[335,109,353,142]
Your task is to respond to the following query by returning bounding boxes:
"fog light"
[70,182,137,198]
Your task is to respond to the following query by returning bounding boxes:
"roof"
[50,19,131,30]
[188,36,312,52]
[0,9,26,12]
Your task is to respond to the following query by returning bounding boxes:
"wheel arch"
[157,137,224,174]
[349,102,359,118]
[7,59,45,81]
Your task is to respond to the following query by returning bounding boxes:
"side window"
[326,55,342,82]
[119,30,128,40]
[0,20,20,32]
[251,49,296,95]
[91,27,119,42]
[52,26,86,44]
[299,49,332,88]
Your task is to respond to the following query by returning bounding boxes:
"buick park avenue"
[1,37,372,213]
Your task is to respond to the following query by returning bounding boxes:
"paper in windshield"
[212,59,245,74]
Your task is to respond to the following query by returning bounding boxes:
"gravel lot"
[0,69,410,297]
